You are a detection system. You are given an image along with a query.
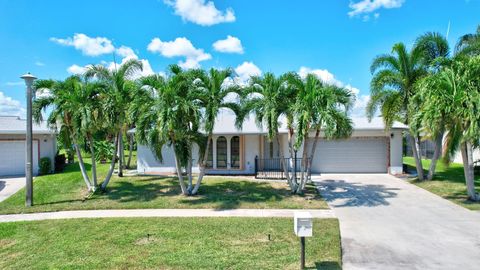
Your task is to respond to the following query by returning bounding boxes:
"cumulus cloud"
[213,35,244,54]
[234,61,261,85]
[50,33,115,56]
[147,37,211,69]
[67,64,88,75]
[348,0,404,17]
[0,91,25,117]
[298,66,370,117]
[164,0,235,26]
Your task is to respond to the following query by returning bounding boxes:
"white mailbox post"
[294,211,313,269]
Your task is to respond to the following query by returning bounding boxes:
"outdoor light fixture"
[20,72,37,207]
[391,133,394,139]
[294,211,313,269]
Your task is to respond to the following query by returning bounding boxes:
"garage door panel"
[0,141,39,176]
[310,138,387,173]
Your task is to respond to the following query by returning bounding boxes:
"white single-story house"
[136,114,407,176]
[0,116,57,176]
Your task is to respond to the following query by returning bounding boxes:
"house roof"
[212,113,407,134]
[128,113,407,135]
[0,116,55,135]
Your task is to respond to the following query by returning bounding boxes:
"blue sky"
[0,0,479,117]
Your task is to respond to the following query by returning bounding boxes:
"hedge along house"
[135,113,407,176]
[0,116,57,176]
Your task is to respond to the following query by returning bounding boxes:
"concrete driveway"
[313,174,480,270]
[0,177,25,203]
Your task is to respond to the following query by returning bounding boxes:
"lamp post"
[20,72,37,207]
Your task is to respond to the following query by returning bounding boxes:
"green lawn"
[404,156,480,210]
[0,217,341,270]
[0,162,327,214]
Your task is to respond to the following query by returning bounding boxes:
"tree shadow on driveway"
[315,179,399,207]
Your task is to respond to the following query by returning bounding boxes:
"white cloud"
[164,0,235,26]
[5,81,24,86]
[67,64,88,75]
[298,66,369,117]
[147,37,211,69]
[298,67,342,86]
[0,91,25,117]
[50,33,115,56]
[234,61,261,85]
[35,61,45,67]
[348,0,404,17]
[213,35,244,54]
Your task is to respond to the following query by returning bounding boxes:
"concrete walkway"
[313,174,480,270]
[0,177,25,203]
[0,209,335,223]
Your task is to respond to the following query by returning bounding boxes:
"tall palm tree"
[413,32,450,180]
[290,73,354,193]
[367,43,427,180]
[455,25,480,56]
[85,59,142,187]
[33,76,97,191]
[189,68,242,195]
[241,72,297,191]
[415,56,480,201]
[136,65,203,195]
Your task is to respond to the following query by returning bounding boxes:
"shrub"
[94,140,115,163]
[39,157,52,175]
[55,154,66,172]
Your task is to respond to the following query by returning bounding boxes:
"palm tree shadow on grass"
[316,180,399,207]
[306,261,341,270]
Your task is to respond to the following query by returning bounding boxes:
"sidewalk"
[0,208,335,223]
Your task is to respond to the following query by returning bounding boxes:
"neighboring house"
[0,116,57,176]
[136,114,407,176]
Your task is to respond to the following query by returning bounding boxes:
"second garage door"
[309,137,388,173]
[0,141,39,176]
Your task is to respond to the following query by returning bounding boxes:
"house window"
[231,136,240,169]
[216,136,227,169]
[206,139,213,168]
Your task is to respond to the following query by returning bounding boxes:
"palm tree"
[135,65,203,195]
[241,72,297,191]
[455,25,480,56]
[415,56,480,201]
[367,43,427,180]
[85,59,142,189]
[413,32,450,180]
[33,76,97,191]
[189,68,242,195]
[290,73,354,193]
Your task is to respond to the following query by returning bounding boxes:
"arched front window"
[231,136,240,169]
[206,139,213,168]
[216,136,227,169]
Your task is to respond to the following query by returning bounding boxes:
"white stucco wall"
[389,129,404,174]
[0,134,57,175]
[453,147,480,165]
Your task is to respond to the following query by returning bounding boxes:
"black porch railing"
[254,156,311,180]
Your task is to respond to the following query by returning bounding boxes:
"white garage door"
[309,137,388,173]
[0,141,39,176]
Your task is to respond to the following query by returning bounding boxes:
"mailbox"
[294,211,313,237]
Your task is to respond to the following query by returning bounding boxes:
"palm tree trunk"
[101,133,119,191]
[187,155,193,192]
[306,129,321,183]
[192,134,212,195]
[118,132,124,177]
[173,148,188,195]
[296,135,309,194]
[427,130,444,180]
[88,134,98,189]
[287,127,297,186]
[409,132,425,180]
[73,141,92,191]
[276,132,295,191]
[461,141,478,201]
[126,133,134,169]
